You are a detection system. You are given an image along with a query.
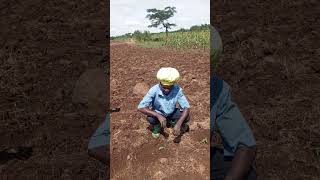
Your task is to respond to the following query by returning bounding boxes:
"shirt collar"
[157,84,177,97]
[158,84,165,97]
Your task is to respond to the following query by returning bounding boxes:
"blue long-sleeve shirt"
[138,84,190,117]
[211,77,256,156]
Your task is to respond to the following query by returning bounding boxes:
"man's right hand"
[157,115,167,128]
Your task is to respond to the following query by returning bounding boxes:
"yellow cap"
[156,67,180,86]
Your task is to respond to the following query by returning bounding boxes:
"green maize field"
[112,29,210,50]
[145,30,210,50]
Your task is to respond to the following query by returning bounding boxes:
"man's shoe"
[152,132,160,138]
[152,124,161,139]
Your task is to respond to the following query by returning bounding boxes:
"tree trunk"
[165,27,168,37]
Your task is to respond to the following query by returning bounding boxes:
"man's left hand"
[173,125,181,136]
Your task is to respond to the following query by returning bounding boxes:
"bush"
[190,24,210,31]
[133,30,152,41]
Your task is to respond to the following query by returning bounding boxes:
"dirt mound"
[72,68,108,117]
[133,82,150,96]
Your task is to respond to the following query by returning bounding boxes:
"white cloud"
[125,20,141,25]
[111,0,210,36]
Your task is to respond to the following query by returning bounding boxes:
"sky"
[110,0,210,37]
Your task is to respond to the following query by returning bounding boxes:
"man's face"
[160,83,173,95]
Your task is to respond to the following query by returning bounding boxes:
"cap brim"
[160,81,174,86]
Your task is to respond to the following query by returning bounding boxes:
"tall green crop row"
[113,29,210,50]
[157,30,209,49]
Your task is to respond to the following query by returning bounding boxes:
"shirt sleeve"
[215,81,256,153]
[88,113,109,149]
[137,87,156,109]
[177,88,190,109]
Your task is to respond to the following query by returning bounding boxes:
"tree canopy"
[146,6,177,36]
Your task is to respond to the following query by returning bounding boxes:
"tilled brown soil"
[0,0,109,179]
[213,0,320,179]
[110,43,210,180]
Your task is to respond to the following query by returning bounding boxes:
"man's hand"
[173,108,190,136]
[173,125,181,136]
[157,114,167,128]
[138,108,167,128]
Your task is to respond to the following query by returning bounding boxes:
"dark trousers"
[211,147,257,180]
[147,108,189,127]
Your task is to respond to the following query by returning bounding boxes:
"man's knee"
[180,112,191,125]
[147,116,159,125]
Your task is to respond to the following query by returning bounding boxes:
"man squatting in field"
[211,26,257,180]
[138,67,191,143]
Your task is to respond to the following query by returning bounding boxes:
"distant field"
[112,29,210,50]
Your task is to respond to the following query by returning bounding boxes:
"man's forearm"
[176,108,190,127]
[138,107,161,118]
[225,146,256,180]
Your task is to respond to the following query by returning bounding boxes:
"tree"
[125,33,132,38]
[190,24,210,31]
[146,6,177,37]
[132,30,152,41]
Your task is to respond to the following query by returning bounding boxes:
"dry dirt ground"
[0,0,109,179]
[110,42,210,180]
[213,0,320,179]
